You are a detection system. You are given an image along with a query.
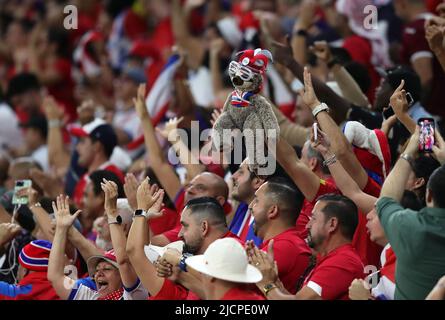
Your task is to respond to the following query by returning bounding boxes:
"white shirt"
[31,144,49,172]
[69,278,148,300]
[0,103,23,153]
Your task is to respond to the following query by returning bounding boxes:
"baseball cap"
[121,65,146,84]
[69,118,117,157]
[86,249,119,277]
[186,238,262,284]
[376,65,421,103]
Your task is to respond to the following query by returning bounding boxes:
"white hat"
[185,238,262,284]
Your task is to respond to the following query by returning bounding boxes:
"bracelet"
[262,283,278,296]
[48,120,61,128]
[323,154,337,167]
[312,103,329,118]
[179,253,192,272]
[400,153,413,165]
[30,202,42,209]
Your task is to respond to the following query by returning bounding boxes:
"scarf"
[231,91,254,108]
[98,287,124,300]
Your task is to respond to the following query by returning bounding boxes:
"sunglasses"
[229,61,258,82]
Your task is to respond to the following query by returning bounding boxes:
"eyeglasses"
[228,61,258,82]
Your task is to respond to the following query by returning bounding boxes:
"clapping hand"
[101,179,118,217]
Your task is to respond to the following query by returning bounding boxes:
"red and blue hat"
[18,240,52,272]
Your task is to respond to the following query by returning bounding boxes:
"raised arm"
[47,195,81,300]
[380,128,419,202]
[275,138,321,202]
[126,178,166,296]
[302,67,370,190]
[42,96,70,172]
[171,0,205,70]
[310,41,369,108]
[101,179,138,289]
[271,40,351,124]
[388,80,417,134]
[156,117,205,180]
[67,225,103,262]
[312,130,377,213]
[134,84,182,202]
[291,0,316,66]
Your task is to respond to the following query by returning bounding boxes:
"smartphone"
[418,118,435,153]
[382,106,394,120]
[12,180,32,205]
[313,123,318,143]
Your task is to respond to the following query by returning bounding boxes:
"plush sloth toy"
[212,48,280,172]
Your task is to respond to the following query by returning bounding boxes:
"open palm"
[52,195,81,230]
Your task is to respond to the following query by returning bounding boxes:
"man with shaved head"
[150,171,231,246]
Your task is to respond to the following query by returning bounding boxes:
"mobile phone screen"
[12,180,32,205]
[382,106,395,120]
[418,118,435,153]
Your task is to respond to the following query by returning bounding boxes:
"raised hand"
[432,128,445,165]
[147,189,165,219]
[16,186,39,207]
[133,84,150,120]
[300,67,321,110]
[155,117,184,141]
[101,179,118,217]
[388,80,408,115]
[124,173,139,210]
[43,96,64,121]
[136,177,164,216]
[271,38,294,67]
[309,41,333,63]
[296,0,317,30]
[425,19,445,54]
[311,126,331,156]
[52,195,81,230]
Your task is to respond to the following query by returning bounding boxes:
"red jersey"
[303,244,364,300]
[150,231,243,300]
[220,286,265,300]
[0,272,59,300]
[342,35,380,103]
[260,228,311,294]
[297,177,339,239]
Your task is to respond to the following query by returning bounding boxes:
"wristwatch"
[294,29,308,37]
[134,209,149,219]
[312,103,329,118]
[262,283,278,296]
[108,215,122,225]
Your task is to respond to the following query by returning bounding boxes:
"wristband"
[48,120,61,128]
[293,29,308,37]
[108,215,122,225]
[400,153,413,165]
[30,202,42,209]
[134,209,149,219]
[179,253,193,272]
[312,103,329,118]
[323,154,337,167]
